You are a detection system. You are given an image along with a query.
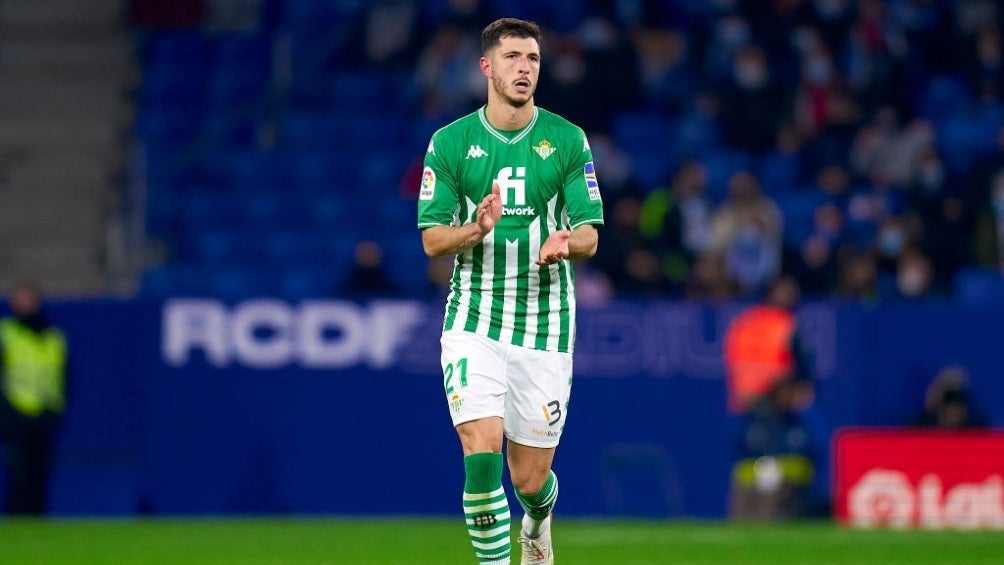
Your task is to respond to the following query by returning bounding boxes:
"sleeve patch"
[584,161,600,201]
[419,166,436,200]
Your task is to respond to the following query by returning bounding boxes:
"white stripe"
[478,107,538,145]
[498,238,519,344]
[472,536,511,551]
[475,230,495,335]
[545,195,561,351]
[523,216,541,347]
[463,487,506,501]
[449,196,478,331]
[478,108,509,143]
[562,206,577,350]
[465,499,508,513]
[509,108,538,144]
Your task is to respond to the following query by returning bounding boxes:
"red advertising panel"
[834,429,1004,529]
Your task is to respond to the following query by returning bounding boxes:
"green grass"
[0,518,1002,564]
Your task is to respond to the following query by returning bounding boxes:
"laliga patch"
[419,166,436,200]
[583,161,600,200]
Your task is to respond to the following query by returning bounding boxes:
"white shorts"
[440,330,574,448]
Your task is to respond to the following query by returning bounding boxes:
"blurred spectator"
[632,28,693,115]
[0,283,68,515]
[724,276,826,521]
[639,160,713,289]
[342,241,400,296]
[849,106,934,188]
[835,250,880,304]
[685,253,738,301]
[593,196,668,295]
[913,366,987,429]
[974,168,1004,270]
[415,24,484,118]
[707,172,784,295]
[889,247,938,301]
[723,275,804,413]
[719,45,787,152]
[361,0,421,69]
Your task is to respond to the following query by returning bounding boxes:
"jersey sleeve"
[417,130,460,229]
[562,129,604,230]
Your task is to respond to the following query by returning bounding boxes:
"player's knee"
[511,468,549,496]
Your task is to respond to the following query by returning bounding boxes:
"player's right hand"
[476,182,503,235]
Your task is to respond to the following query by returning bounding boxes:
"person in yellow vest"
[0,283,67,515]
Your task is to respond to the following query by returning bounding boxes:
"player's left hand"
[536,230,570,265]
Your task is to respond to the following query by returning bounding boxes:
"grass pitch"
[0,517,1001,564]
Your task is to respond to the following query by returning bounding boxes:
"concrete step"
[0,0,124,31]
[0,119,123,147]
[0,40,132,77]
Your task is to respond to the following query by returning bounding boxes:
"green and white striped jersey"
[417,106,604,353]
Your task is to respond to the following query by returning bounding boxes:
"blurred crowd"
[330,0,1004,303]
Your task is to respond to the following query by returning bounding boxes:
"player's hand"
[476,183,503,235]
[536,230,571,265]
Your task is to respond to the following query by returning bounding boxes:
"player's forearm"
[422,224,488,257]
[567,224,598,260]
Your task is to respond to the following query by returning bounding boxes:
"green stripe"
[464,244,483,333]
[486,238,507,341]
[512,232,530,345]
[535,263,551,350]
[556,254,570,352]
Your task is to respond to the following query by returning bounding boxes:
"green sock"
[463,452,511,564]
[516,470,558,537]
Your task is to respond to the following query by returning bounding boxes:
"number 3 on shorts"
[444,357,469,394]
[543,400,562,426]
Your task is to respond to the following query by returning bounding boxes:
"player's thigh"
[502,346,573,449]
[440,330,507,429]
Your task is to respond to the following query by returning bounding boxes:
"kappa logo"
[583,137,590,151]
[427,139,435,154]
[466,145,489,159]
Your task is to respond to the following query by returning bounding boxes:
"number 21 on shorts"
[443,357,468,394]
[444,358,468,413]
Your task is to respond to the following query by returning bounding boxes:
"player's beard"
[491,74,534,108]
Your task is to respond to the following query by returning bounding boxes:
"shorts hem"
[452,410,504,427]
[505,433,561,449]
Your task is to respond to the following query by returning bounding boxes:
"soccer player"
[417,17,603,565]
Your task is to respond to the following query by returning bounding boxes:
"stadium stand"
[131,0,1004,305]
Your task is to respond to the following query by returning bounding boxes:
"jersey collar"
[478,106,538,145]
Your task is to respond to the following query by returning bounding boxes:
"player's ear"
[479,56,491,78]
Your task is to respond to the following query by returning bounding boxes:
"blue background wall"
[13,298,1003,518]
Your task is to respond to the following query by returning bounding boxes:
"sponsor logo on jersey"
[427,139,435,154]
[584,161,600,201]
[533,139,556,160]
[466,145,489,159]
[495,166,536,216]
[420,166,436,200]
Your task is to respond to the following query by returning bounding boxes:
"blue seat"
[955,268,1004,306]
[700,150,750,201]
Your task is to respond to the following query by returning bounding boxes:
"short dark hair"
[481,18,541,55]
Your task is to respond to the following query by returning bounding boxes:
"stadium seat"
[955,268,1004,306]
